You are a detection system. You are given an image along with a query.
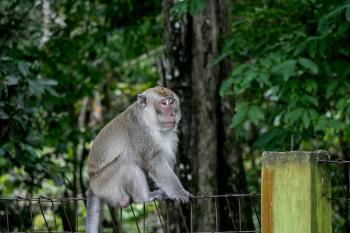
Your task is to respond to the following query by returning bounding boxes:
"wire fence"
[5,152,349,232]
[317,156,350,232]
[0,193,261,233]
[317,158,350,200]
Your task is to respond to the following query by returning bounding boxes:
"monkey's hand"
[149,190,168,201]
[189,193,197,203]
[149,157,193,204]
[176,192,197,204]
[172,190,193,203]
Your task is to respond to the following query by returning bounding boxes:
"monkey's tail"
[86,189,102,233]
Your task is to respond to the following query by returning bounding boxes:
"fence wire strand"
[317,157,350,232]
[317,158,350,200]
[0,194,260,233]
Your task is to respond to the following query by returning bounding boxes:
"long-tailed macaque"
[85,86,191,233]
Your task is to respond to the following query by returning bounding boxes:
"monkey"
[85,86,192,233]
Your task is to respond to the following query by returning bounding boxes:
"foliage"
[0,1,61,195]
[220,0,350,151]
[171,0,206,17]
[219,0,350,231]
[0,0,162,197]
[0,0,163,231]
[2,0,350,231]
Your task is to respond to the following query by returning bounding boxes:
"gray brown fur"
[85,87,190,233]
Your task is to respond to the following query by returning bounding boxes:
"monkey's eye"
[169,99,175,105]
[161,101,168,106]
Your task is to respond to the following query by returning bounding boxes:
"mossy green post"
[261,151,332,233]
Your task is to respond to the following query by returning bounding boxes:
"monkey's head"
[138,86,181,130]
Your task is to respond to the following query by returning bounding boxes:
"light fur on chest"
[150,128,178,162]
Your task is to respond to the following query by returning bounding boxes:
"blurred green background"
[1,0,350,232]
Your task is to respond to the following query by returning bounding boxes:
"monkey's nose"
[169,113,177,123]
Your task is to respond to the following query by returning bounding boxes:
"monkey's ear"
[138,94,147,107]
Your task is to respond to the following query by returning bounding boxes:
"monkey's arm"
[148,156,190,203]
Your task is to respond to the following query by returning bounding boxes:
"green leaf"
[236,102,249,112]
[293,44,306,57]
[240,69,257,89]
[0,110,9,119]
[318,39,330,57]
[347,105,350,119]
[189,0,205,16]
[345,6,350,22]
[298,58,318,74]
[284,108,304,123]
[335,98,348,111]
[325,81,338,99]
[20,143,39,158]
[0,144,8,156]
[208,51,231,68]
[337,23,350,36]
[231,64,249,77]
[254,128,285,149]
[328,119,343,131]
[248,106,264,125]
[38,79,58,86]
[170,1,188,16]
[18,61,30,77]
[271,60,296,81]
[231,110,247,128]
[231,102,249,128]
[304,95,318,106]
[52,175,64,186]
[308,109,318,120]
[304,80,317,93]
[308,39,318,58]
[28,80,45,96]
[302,112,310,128]
[46,87,60,97]
[259,72,271,86]
[315,117,327,131]
[5,75,19,86]
[220,78,234,96]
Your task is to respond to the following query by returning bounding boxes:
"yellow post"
[261,151,332,233]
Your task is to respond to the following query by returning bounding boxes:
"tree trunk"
[163,2,194,232]
[163,0,253,231]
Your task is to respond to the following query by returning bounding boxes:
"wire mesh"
[0,194,261,233]
[317,158,350,200]
[317,157,350,232]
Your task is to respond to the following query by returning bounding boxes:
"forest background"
[1,0,350,232]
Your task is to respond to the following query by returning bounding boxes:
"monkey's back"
[87,102,156,205]
[87,103,140,176]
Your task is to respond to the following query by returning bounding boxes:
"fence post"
[261,151,332,233]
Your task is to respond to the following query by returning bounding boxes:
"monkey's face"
[154,96,180,129]
[138,86,181,130]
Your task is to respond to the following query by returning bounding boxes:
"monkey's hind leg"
[86,189,102,233]
[124,164,154,204]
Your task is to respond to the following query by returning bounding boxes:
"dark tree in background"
[2,0,350,232]
[163,0,252,231]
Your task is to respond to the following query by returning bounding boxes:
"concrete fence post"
[261,151,332,233]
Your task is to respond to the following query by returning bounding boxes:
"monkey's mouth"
[160,122,176,128]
